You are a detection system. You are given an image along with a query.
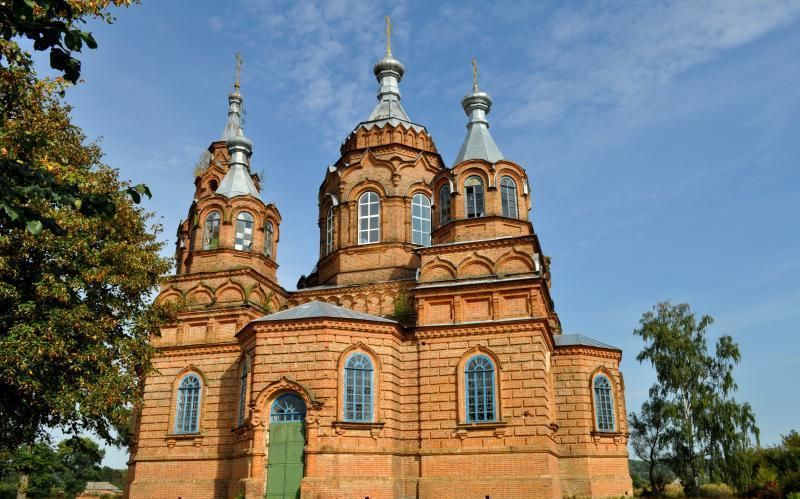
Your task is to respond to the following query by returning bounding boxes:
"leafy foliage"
[0,46,174,450]
[1,0,142,235]
[738,431,800,497]
[0,437,123,498]
[629,392,671,495]
[632,301,759,495]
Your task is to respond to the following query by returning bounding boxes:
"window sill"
[165,433,203,448]
[590,430,626,438]
[455,421,509,439]
[332,420,385,437]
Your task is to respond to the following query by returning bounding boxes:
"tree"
[633,301,759,495]
[1,0,143,235]
[0,56,174,451]
[0,437,106,498]
[629,389,670,495]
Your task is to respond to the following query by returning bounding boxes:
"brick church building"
[126,34,633,499]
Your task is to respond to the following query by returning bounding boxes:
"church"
[126,25,633,499]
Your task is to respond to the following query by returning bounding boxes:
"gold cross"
[472,58,478,91]
[234,52,243,90]
[385,16,392,56]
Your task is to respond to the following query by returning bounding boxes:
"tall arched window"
[593,374,615,432]
[234,212,254,251]
[465,355,495,422]
[237,359,249,426]
[438,184,451,225]
[358,191,380,244]
[174,374,201,434]
[325,206,334,255]
[264,221,274,257]
[464,176,485,218]
[411,193,432,246]
[500,176,518,219]
[344,353,374,422]
[202,211,221,250]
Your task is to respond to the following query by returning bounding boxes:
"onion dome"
[216,127,259,198]
[453,59,504,165]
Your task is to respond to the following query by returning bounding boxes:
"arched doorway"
[266,393,306,499]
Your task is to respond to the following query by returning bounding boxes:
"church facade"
[126,39,633,499]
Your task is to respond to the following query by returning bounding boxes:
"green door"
[266,394,306,499]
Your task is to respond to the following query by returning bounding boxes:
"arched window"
[325,206,334,255]
[202,212,221,250]
[175,374,201,434]
[593,375,615,432]
[411,193,432,246]
[270,393,306,423]
[358,191,380,244]
[500,176,518,219]
[464,176,485,218]
[465,355,496,422]
[438,184,451,225]
[344,353,374,422]
[237,359,249,426]
[264,221,274,257]
[234,212,254,251]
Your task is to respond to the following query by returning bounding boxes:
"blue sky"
[38,0,800,467]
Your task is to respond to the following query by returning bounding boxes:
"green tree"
[633,301,759,495]
[629,390,670,495]
[0,56,173,451]
[0,437,106,498]
[1,0,143,235]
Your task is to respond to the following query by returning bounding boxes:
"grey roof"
[554,333,620,351]
[453,89,504,165]
[254,300,396,324]
[221,90,243,141]
[216,128,260,199]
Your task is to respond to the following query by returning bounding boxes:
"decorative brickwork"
[126,49,632,499]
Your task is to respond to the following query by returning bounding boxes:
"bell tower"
[158,56,286,343]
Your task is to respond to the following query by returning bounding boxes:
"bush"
[699,483,734,497]
[664,482,684,497]
[786,492,800,499]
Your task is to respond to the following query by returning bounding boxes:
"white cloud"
[505,0,800,127]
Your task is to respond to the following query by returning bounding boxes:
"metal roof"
[553,333,620,351]
[216,128,260,199]
[221,90,243,141]
[254,300,397,324]
[453,88,504,165]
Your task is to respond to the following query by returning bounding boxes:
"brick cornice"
[241,318,405,340]
[155,342,241,357]
[164,267,288,297]
[419,234,538,255]
[414,317,551,343]
[291,279,414,301]
[553,346,622,360]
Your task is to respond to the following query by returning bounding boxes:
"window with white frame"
[593,374,615,432]
[465,355,496,422]
[411,193,432,246]
[234,212,254,251]
[202,211,221,250]
[175,374,201,434]
[358,192,380,244]
[344,352,374,422]
[464,176,485,218]
[325,206,334,255]
[500,176,518,219]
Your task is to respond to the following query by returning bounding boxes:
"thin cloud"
[505,0,800,127]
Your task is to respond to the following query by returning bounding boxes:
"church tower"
[301,17,445,288]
